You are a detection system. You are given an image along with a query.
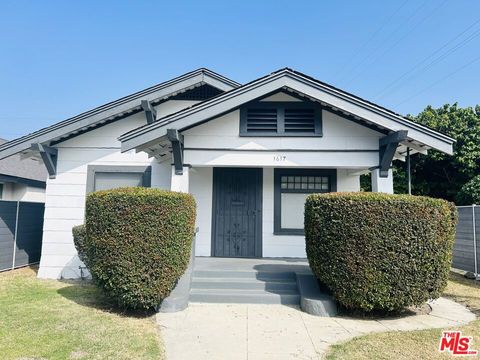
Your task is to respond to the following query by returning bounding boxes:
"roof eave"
[0,174,46,188]
[119,69,455,155]
[0,68,239,160]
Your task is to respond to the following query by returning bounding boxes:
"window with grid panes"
[274,169,335,234]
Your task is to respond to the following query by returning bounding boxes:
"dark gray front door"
[212,168,262,258]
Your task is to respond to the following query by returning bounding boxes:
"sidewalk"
[157,297,475,360]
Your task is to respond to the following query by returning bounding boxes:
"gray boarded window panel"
[211,168,262,258]
[86,165,152,193]
[94,172,143,191]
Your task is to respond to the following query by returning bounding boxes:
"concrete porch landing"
[193,256,311,272]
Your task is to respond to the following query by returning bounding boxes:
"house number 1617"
[273,155,287,162]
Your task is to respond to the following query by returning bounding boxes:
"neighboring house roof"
[0,138,47,187]
[119,68,454,156]
[0,68,240,160]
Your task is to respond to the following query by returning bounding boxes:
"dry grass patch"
[0,267,163,360]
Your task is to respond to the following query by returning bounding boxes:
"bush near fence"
[73,187,196,310]
[305,192,457,312]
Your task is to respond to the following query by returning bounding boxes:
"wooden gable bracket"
[167,129,184,175]
[378,130,408,178]
[31,143,58,179]
[141,100,157,124]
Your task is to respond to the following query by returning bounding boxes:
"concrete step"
[192,270,296,281]
[190,265,300,305]
[192,277,298,291]
[189,288,300,305]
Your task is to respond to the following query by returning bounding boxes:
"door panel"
[212,168,262,258]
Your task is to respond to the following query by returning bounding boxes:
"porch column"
[170,166,189,193]
[161,165,193,312]
[371,168,393,194]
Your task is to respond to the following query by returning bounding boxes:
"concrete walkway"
[157,297,476,360]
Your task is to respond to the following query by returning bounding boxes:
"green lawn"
[0,266,163,360]
[325,272,480,359]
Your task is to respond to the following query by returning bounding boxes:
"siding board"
[37,107,178,278]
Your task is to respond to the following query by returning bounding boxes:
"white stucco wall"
[18,185,46,202]
[0,182,45,202]
[261,168,304,257]
[1,182,14,200]
[38,100,196,279]
[189,167,213,256]
[337,169,361,192]
[183,109,383,168]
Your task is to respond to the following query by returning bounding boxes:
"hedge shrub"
[457,175,480,205]
[74,187,196,310]
[72,224,87,264]
[305,192,457,312]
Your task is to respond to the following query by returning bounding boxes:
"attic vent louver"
[240,100,322,137]
[246,108,277,133]
[284,108,315,133]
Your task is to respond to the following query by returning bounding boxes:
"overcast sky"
[1,0,479,139]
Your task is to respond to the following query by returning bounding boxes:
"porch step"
[192,278,298,291]
[189,288,300,305]
[190,267,300,304]
[193,270,297,281]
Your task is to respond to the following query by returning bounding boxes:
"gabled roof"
[0,138,47,186]
[0,68,240,160]
[119,68,454,156]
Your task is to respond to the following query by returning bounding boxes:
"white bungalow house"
[0,68,454,279]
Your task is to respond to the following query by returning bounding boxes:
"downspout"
[12,201,20,270]
[473,205,478,279]
[407,147,411,195]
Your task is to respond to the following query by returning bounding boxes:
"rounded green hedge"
[73,187,196,310]
[72,224,87,264]
[305,192,457,312]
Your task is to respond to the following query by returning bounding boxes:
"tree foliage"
[457,175,480,205]
[394,104,480,202]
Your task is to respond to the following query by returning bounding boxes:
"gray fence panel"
[452,206,479,273]
[476,206,480,274]
[0,201,18,271]
[14,202,45,268]
[0,200,44,272]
